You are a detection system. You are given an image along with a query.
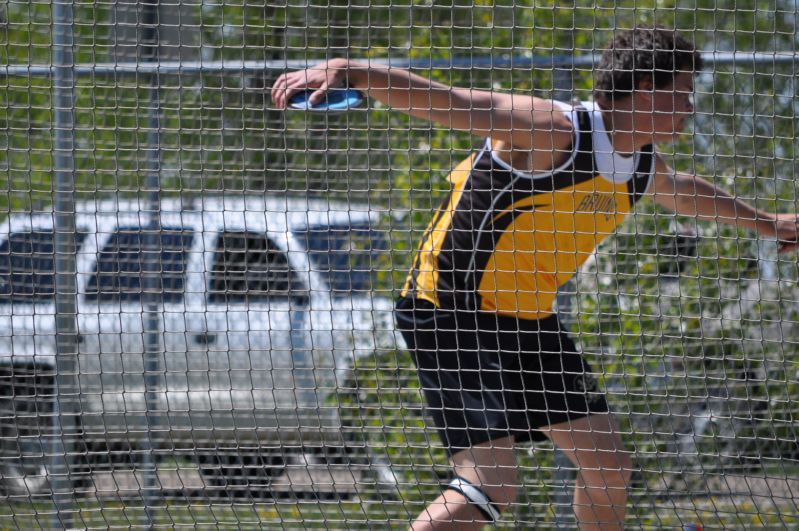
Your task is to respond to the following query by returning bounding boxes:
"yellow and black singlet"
[401,101,656,321]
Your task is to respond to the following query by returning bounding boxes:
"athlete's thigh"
[540,413,631,471]
[450,435,519,503]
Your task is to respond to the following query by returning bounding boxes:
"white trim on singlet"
[462,172,523,308]
[485,99,581,180]
[642,153,658,195]
[582,100,643,185]
[487,99,656,185]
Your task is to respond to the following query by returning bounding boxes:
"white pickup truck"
[0,195,398,495]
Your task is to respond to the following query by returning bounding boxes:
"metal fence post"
[139,0,164,526]
[51,0,79,527]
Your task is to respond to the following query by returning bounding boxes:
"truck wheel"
[0,367,54,497]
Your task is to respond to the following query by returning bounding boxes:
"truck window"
[0,230,87,303]
[296,223,389,296]
[209,231,301,303]
[85,227,194,303]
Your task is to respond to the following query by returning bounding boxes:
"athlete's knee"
[443,475,517,523]
[577,449,633,488]
[451,438,519,510]
[480,477,519,511]
[472,462,519,509]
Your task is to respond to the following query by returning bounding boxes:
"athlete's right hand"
[271,58,349,109]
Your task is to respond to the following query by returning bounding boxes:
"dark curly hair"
[593,26,703,104]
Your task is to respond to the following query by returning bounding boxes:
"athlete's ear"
[636,76,654,92]
[633,76,654,111]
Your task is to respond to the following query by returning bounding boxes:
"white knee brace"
[443,476,502,522]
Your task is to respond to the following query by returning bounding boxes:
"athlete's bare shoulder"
[488,97,575,174]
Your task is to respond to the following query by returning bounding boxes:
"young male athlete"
[272,26,799,530]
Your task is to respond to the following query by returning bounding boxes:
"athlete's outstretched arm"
[271,58,573,153]
[648,154,799,253]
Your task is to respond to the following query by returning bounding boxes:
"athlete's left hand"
[771,213,799,254]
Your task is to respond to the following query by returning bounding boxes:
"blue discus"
[288,88,365,112]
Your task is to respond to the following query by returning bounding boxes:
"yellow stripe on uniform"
[402,153,476,307]
[478,175,635,320]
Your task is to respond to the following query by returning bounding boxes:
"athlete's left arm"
[647,154,799,253]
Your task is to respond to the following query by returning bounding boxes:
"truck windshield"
[296,223,389,296]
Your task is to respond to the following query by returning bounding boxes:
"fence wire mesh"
[1,1,799,529]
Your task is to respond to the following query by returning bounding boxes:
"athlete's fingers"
[271,73,299,107]
[308,81,330,106]
[271,74,290,107]
[280,76,306,108]
[276,68,336,108]
[275,79,296,108]
[273,75,306,108]
[269,75,282,105]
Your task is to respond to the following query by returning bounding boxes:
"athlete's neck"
[595,98,649,157]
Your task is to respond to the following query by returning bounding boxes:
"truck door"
[197,230,311,439]
[81,226,195,445]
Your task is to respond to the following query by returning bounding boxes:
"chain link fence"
[1,1,799,528]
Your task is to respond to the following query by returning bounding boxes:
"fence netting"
[1,1,799,528]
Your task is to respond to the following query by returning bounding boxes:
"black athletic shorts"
[395,296,610,456]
